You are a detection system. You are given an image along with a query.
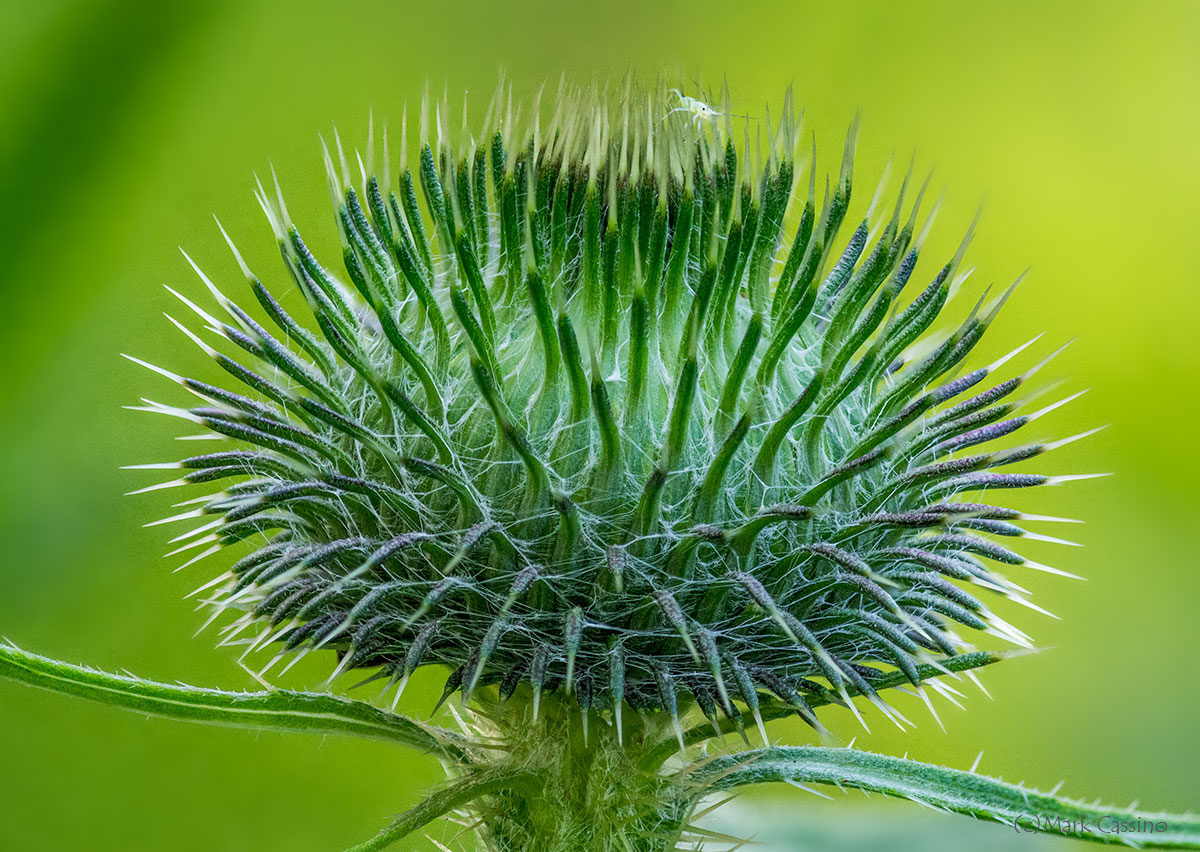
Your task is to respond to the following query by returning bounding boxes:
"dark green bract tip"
[129,81,1089,733]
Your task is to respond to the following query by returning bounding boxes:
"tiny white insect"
[663,88,727,127]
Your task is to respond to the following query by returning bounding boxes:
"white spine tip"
[1045,473,1112,485]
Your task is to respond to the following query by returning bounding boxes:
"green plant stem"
[479,697,688,852]
[0,641,460,759]
[693,746,1200,848]
[343,771,543,852]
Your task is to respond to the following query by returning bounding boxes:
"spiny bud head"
[128,81,1089,733]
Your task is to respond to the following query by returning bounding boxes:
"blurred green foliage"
[0,1,1196,850]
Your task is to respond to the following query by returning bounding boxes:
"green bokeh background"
[1,1,1196,849]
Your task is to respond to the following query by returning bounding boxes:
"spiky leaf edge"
[0,640,460,759]
[693,746,1200,849]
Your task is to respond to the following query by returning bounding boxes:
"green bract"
[131,82,1085,742]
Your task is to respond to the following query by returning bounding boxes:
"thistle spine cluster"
[127,81,1094,742]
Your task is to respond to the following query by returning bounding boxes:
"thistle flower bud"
[128,82,1089,733]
